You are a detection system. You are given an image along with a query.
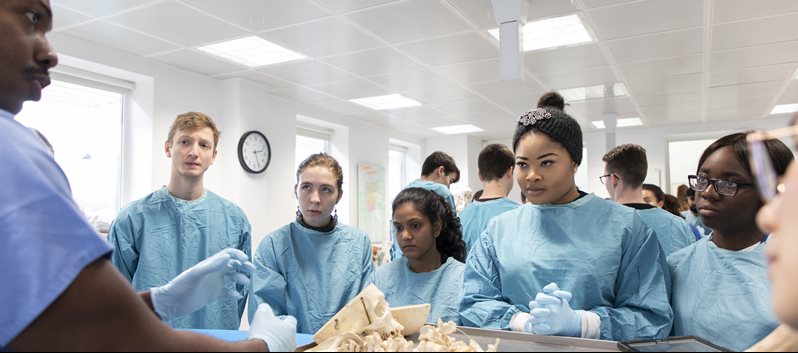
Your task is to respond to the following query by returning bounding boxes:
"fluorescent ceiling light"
[350,94,421,110]
[592,118,643,129]
[488,14,592,51]
[770,103,798,115]
[432,124,484,135]
[198,36,305,68]
[558,83,627,102]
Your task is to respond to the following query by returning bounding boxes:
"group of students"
[3,1,798,351]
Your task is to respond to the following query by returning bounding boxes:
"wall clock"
[237,130,271,174]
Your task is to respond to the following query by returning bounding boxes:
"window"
[387,145,408,229]
[295,126,331,171]
[17,79,126,234]
[668,139,717,193]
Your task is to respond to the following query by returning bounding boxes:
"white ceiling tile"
[634,91,702,107]
[52,0,159,17]
[52,5,93,30]
[710,64,796,87]
[449,0,577,29]
[258,60,356,86]
[712,13,798,51]
[524,44,608,74]
[321,47,423,76]
[777,90,798,104]
[182,0,330,32]
[309,79,390,100]
[645,112,701,125]
[261,17,383,58]
[397,32,497,67]
[213,71,295,90]
[640,101,702,117]
[535,66,618,90]
[457,112,517,132]
[708,81,784,103]
[61,21,179,56]
[315,100,378,115]
[714,0,798,24]
[711,41,798,72]
[619,55,703,81]
[432,99,506,116]
[707,96,772,113]
[785,81,798,93]
[382,106,450,121]
[367,69,455,92]
[151,50,245,76]
[606,28,703,64]
[626,74,703,96]
[402,85,482,104]
[106,2,248,47]
[270,87,338,105]
[346,0,472,44]
[314,0,399,14]
[705,110,768,122]
[436,59,501,84]
[583,0,639,9]
[588,0,703,40]
[490,94,542,113]
[567,97,640,121]
[466,79,546,98]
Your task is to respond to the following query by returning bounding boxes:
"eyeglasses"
[599,174,617,185]
[747,125,797,202]
[688,175,754,197]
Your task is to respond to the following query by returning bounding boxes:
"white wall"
[49,33,423,251]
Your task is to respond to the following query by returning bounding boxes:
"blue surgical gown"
[108,187,251,329]
[390,179,456,260]
[668,238,778,351]
[459,194,673,341]
[1,110,113,347]
[459,198,519,254]
[369,256,464,324]
[249,221,375,334]
[636,208,695,256]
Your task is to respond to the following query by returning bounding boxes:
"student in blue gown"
[390,151,460,261]
[370,188,467,324]
[250,153,374,334]
[108,112,252,329]
[459,144,519,253]
[602,144,695,256]
[669,133,793,351]
[459,92,672,341]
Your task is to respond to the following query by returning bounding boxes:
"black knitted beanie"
[512,107,583,166]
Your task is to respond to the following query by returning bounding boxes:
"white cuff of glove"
[510,312,532,332]
[579,311,601,339]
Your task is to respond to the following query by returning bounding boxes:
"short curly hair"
[392,188,466,263]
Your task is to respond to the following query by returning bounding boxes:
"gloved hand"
[150,248,255,321]
[526,283,583,337]
[248,303,297,352]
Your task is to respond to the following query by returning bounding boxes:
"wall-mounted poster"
[357,163,387,245]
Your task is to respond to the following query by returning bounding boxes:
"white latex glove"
[248,303,297,352]
[150,248,255,321]
[526,283,583,337]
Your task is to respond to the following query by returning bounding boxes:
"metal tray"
[298,326,620,352]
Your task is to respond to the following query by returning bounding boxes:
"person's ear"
[433,220,442,238]
[336,188,344,204]
[437,166,446,177]
[658,200,665,208]
[164,140,172,157]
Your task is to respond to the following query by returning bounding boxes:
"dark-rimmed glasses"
[688,175,754,197]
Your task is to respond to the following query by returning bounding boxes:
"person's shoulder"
[337,223,371,241]
[667,238,704,266]
[206,190,249,219]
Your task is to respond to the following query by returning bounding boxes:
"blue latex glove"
[248,303,297,353]
[526,283,582,337]
[150,248,255,321]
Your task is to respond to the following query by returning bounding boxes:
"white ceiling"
[51,0,798,140]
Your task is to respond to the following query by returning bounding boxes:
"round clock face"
[237,131,271,174]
